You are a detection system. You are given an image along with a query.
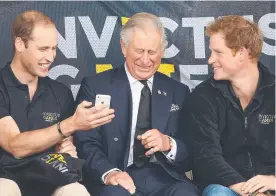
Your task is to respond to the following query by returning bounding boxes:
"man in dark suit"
[74,12,199,196]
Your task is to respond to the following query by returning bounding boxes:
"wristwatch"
[167,136,173,150]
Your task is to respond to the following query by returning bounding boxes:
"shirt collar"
[2,62,48,90]
[124,63,154,86]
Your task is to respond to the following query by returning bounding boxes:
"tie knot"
[139,80,148,86]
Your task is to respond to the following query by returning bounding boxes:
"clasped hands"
[241,175,275,196]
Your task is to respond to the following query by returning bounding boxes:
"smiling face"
[208,32,242,81]
[121,27,164,80]
[16,23,58,79]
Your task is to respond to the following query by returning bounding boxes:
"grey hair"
[120,12,168,50]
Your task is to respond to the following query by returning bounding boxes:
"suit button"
[114,137,119,142]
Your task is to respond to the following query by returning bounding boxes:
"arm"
[0,88,114,158]
[185,91,245,187]
[74,77,118,184]
[171,85,191,170]
[138,85,191,170]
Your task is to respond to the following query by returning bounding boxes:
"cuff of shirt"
[101,168,121,184]
[162,136,177,161]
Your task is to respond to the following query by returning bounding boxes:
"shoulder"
[190,77,216,97]
[81,68,117,87]
[187,77,225,112]
[155,72,189,92]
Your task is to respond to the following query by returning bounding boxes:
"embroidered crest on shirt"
[42,112,60,122]
[258,114,275,124]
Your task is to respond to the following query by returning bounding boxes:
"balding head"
[12,10,55,48]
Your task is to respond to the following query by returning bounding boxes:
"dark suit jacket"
[74,67,191,185]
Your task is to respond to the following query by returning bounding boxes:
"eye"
[149,50,156,55]
[39,47,48,52]
[136,49,143,54]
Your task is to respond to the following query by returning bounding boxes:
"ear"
[120,39,127,58]
[160,40,167,58]
[14,37,26,53]
[238,47,247,62]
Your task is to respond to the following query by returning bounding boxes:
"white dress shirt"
[102,65,177,183]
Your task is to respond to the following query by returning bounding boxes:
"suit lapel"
[110,68,132,137]
[152,73,173,133]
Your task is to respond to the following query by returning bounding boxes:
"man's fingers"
[141,136,155,145]
[108,177,119,186]
[243,182,258,194]
[242,176,259,192]
[116,179,131,193]
[249,184,264,194]
[145,147,158,156]
[144,141,157,149]
[80,100,93,108]
[87,108,115,121]
[59,140,73,148]
[117,178,135,194]
[257,186,268,193]
[58,144,76,154]
[65,150,78,158]
[88,114,115,126]
[141,130,154,140]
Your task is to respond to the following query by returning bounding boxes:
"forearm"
[9,117,76,158]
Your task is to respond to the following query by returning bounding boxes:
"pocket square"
[170,104,180,112]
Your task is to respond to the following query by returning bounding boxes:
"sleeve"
[162,136,177,160]
[164,85,191,172]
[185,90,245,188]
[0,91,10,119]
[102,168,121,184]
[60,87,75,121]
[73,77,118,184]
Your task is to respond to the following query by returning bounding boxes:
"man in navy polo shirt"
[0,10,115,196]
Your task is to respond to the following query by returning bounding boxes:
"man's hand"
[72,101,115,131]
[104,171,136,194]
[55,136,77,158]
[229,182,248,196]
[137,129,171,156]
[242,175,276,194]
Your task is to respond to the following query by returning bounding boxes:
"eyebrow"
[211,48,222,53]
[37,45,58,49]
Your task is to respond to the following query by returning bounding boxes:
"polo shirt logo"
[40,154,68,173]
[42,112,60,122]
[258,114,275,124]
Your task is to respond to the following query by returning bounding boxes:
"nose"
[208,52,216,65]
[141,51,150,65]
[46,49,56,63]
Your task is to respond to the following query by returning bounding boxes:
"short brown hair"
[206,15,263,60]
[12,10,55,47]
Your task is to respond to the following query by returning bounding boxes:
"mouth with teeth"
[39,63,50,68]
[137,64,152,71]
[38,63,51,72]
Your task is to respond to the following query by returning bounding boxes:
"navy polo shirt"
[0,63,75,153]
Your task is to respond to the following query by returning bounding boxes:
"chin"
[214,74,224,81]
[37,72,49,78]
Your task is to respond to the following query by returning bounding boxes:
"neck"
[230,62,259,102]
[10,56,38,87]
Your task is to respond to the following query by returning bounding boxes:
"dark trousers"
[90,163,199,196]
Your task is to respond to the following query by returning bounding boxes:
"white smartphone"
[95,94,111,108]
